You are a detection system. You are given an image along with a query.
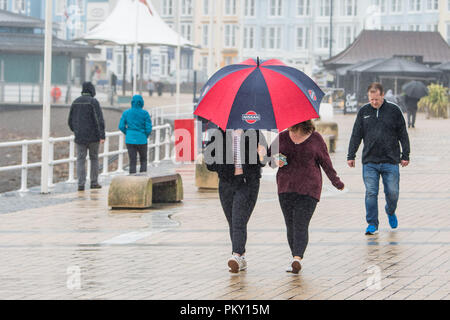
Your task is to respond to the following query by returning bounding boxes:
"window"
[181,0,192,16]
[12,0,26,14]
[319,0,331,16]
[391,0,402,13]
[244,0,256,17]
[244,26,256,49]
[269,0,283,17]
[161,54,168,76]
[224,24,237,48]
[55,0,66,16]
[267,26,282,50]
[317,26,329,49]
[144,55,150,76]
[261,27,266,49]
[409,24,421,31]
[224,0,237,15]
[371,0,386,13]
[296,26,310,49]
[162,0,173,16]
[426,0,438,10]
[203,0,209,15]
[338,25,354,49]
[202,24,209,47]
[180,23,192,41]
[425,24,438,31]
[340,0,357,16]
[0,0,7,10]
[116,53,123,76]
[409,0,421,12]
[297,0,310,16]
[201,56,208,74]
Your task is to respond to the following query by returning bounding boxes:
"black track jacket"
[347,100,410,164]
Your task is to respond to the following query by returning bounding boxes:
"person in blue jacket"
[119,95,152,174]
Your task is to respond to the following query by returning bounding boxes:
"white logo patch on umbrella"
[242,111,261,124]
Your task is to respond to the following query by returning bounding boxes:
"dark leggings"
[278,193,318,258]
[218,176,260,255]
[127,144,148,174]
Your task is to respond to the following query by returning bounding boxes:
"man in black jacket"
[68,82,105,191]
[347,83,410,235]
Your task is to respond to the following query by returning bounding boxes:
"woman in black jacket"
[204,128,267,273]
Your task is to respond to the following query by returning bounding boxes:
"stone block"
[108,173,183,209]
[195,154,218,190]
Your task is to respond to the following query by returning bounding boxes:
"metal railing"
[0,124,172,192]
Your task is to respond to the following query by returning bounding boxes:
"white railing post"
[155,128,161,163]
[48,138,54,187]
[102,136,109,176]
[68,137,75,183]
[164,126,171,160]
[117,134,125,172]
[20,142,28,192]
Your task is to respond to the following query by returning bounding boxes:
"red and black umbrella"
[194,58,324,131]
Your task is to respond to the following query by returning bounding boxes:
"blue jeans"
[363,163,400,228]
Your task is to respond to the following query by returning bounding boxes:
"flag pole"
[40,0,53,194]
[175,0,181,117]
[133,0,139,95]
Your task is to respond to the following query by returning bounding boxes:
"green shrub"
[418,84,449,119]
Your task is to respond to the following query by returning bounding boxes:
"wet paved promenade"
[0,113,448,300]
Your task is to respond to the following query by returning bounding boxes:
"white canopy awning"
[81,0,192,47]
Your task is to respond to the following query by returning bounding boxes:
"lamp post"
[40,0,53,194]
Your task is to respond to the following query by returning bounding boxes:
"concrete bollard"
[195,154,218,190]
[315,120,338,153]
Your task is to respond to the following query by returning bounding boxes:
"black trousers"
[218,176,260,255]
[127,144,148,174]
[279,193,318,259]
[407,109,417,127]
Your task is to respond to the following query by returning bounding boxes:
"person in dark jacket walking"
[347,83,410,235]
[263,120,344,273]
[404,95,420,128]
[119,95,152,174]
[68,82,105,191]
[205,128,267,273]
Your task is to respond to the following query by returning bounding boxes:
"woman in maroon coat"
[263,120,345,274]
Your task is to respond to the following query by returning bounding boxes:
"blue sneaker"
[388,213,398,229]
[365,225,378,235]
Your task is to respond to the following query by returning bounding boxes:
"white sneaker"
[286,259,302,274]
[228,255,246,273]
[291,258,302,274]
[239,256,247,271]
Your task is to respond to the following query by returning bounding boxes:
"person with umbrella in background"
[402,80,428,128]
[195,58,341,273]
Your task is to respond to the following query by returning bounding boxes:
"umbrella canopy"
[402,80,429,99]
[194,58,324,131]
[80,0,192,47]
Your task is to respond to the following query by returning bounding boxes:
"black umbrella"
[402,81,428,99]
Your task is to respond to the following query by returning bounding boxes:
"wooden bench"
[108,173,183,209]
